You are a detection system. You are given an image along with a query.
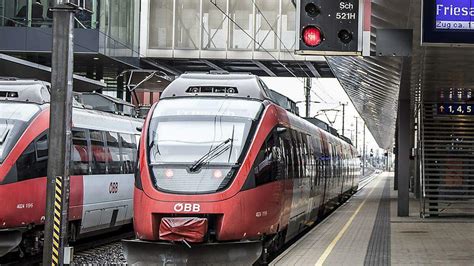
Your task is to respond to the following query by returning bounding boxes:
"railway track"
[0,229,133,265]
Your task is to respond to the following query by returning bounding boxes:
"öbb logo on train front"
[109,182,119,194]
[173,203,201,212]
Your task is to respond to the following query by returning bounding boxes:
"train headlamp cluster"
[162,168,224,179]
[164,169,174,178]
[213,169,223,179]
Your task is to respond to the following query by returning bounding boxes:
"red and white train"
[0,78,142,257]
[125,73,360,264]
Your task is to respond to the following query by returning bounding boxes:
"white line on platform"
[314,176,383,266]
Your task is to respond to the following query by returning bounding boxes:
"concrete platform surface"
[271,172,474,266]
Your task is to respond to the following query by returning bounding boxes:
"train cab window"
[15,132,49,182]
[16,142,37,182]
[35,133,48,160]
[34,133,48,178]
[119,133,137,174]
[106,132,122,174]
[71,129,90,175]
[251,129,279,187]
[90,130,107,175]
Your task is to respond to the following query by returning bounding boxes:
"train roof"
[0,78,50,104]
[73,107,142,134]
[0,78,139,118]
[161,72,270,101]
[161,72,299,114]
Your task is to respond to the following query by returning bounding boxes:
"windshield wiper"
[189,138,232,172]
[0,128,9,144]
[227,125,235,162]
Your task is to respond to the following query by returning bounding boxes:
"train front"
[125,74,280,264]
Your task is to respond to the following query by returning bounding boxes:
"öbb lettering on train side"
[437,103,474,115]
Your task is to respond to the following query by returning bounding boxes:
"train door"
[311,132,324,220]
[286,129,306,238]
[79,130,136,235]
[318,133,330,214]
[328,143,336,203]
[298,132,311,225]
[277,128,292,230]
[337,143,346,194]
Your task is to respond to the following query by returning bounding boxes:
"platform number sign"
[437,103,474,115]
[296,0,363,55]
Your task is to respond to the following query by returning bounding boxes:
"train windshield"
[0,102,41,163]
[148,98,263,194]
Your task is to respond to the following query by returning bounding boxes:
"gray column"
[43,2,75,265]
[397,57,411,217]
[394,118,398,190]
[305,77,311,117]
[117,73,124,100]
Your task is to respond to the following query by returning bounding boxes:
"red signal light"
[302,26,323,47]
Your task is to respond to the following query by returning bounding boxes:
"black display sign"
[423,0,474,45]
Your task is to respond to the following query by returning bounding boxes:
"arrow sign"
[439,105,445,113]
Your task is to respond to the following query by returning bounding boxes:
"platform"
[271,172,474,266]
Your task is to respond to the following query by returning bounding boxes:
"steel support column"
[341,103,346,136]
[43,2,75,265]
[397,57,411,217]
[394,119,399,190]
[362,123,366,176]
[355,117,358,149]
[117,73,124,100]
[304,77,311,117]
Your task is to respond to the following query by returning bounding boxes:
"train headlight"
[165,169,174,178]
[213,169,223,179]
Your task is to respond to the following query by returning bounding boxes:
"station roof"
[334,0,474,149]
[323,0,414,150]
[0,53,106,92]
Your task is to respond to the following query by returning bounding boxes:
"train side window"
[119,133,137,174]
[290,130,299,179]
[302,133,310,179]
[90,130,107,175]
[278,128,291,180]
[305,134,314,185]
[105,132,122,174]
[71,129,90,175]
